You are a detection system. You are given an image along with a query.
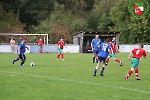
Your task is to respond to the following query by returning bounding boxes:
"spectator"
[10,38,15,53]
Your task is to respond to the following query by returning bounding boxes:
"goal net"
[0,33,49,44]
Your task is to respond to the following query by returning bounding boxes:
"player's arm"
[91,43,93,49]
[115,45,118,51]
[64,44,67,48]
[56,42,59,49]
[18,46,20,55]
[128,52,132,61]
[26,46,29,50]
[143,51,147,58]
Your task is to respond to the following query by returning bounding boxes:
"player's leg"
[125,58,139,80]
[56,48,61,60]
[105,55,111,65]
[125,67,134,80]
[92,50,96,63]
[19,55,25,66]
[100,57,106,76]
[59,49,64,60]
[95,51,99,63]
[93,56,101,76]
[12,56,20,64]
[39,46,42,53]
[112,54,123,66]
[134,67,140,80]
[61,52,64,60]
[23,55,26,63]
[133,60,140,80]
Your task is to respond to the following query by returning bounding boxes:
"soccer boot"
[93,70,97,76]
[12,60,14,64]
[136,77,141,80]
[92,60,94,63]
[124,76,128,80]
[100,73,103,76]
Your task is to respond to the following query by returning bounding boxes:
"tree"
[0,4,25,33]
[86,0,116,31]
[31,2,88,43]
[109,0,150,44]
[97,13,114,31]
[1,0,55,31]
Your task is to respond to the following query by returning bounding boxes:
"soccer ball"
[30,62,34,66]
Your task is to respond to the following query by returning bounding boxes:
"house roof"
[73,31,121,36]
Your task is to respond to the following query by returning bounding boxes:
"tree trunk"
[16,8,20,20]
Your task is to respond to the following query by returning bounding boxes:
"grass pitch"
[0,53,150,100]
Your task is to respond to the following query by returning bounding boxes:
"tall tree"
[109,0,150,43]
[86,0,116,31]
[0,4,25,33]
[31,2,88,43]
[1,0,55,31]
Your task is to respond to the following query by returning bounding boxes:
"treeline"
[0,0,150,44]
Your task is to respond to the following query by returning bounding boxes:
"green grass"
[0,53,150,100]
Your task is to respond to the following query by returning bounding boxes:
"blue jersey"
[19,42,26,55]
[98,43,110,58]
[91,39,101,51]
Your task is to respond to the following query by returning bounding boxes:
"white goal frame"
[0,33,49,44]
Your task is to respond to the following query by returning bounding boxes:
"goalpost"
[0,33,49,44]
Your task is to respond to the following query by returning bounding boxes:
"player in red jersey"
[105,37,123,66]
[37,38,43,53]
[125,44,146,80]
[56,38,66,60]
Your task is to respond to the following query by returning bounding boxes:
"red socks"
[105,58,109,64]
[115,59,120,63]
[57,54,61,59]
[127,70,133,78]
[61,53,64,59]
[57,53,64,59]
[106,58,121,64]
[135,69,139,78]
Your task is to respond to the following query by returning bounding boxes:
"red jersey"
[109,42,116,54]
[37,39,43,46]
[132,48,146,60]
[57,41,65,49]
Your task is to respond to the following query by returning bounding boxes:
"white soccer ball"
[30,62,34,66]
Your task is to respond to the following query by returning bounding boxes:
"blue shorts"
[93,50,99,55]
[98,56,106,63]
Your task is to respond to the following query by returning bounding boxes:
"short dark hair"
[106,38,110,43]
[140,44,144,48]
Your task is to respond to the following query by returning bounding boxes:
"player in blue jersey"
[12,38,29,67]
[91,35,101,63]
[93,38,110,76]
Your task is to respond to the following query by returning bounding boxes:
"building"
[72,31,121,53]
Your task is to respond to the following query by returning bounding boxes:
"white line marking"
[1,70,150,94]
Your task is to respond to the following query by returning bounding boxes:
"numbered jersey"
[98,43,110,58]
[132,48,146,60]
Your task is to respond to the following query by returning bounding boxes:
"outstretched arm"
[18,46,20,55]
[26,46,29,50]
[128,52,132,61]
